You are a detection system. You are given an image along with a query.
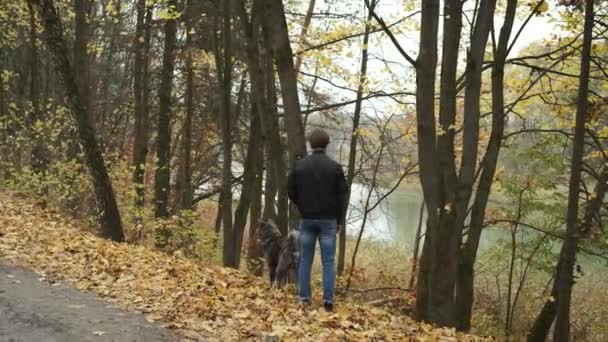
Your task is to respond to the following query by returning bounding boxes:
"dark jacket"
[287,150,348,225]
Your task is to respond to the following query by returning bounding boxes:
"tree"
[132,0,151,216]
[28,0,124,242]
[238,0,290,235]
[528,0,595,339]
[407,0,514,329]
[338,0,378,275]
[232,104,263,267]
[261,0,307,163]
[155,0,178,219]
[218,0,236,268]
[178,0,198,210]
[455,0,518,330]
[261,0,307,230]
[26,1,46,173]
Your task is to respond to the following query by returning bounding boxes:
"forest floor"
[0,191,492,341]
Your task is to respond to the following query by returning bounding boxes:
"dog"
[256,219,299,288]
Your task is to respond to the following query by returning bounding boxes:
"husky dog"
[256,219,299,288]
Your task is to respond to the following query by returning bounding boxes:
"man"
[287,128,347,312]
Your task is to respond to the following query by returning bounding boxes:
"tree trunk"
[27,1,46,173]
[247,140,265,276]
[68,0,91,159]
[132,1,151,219]
[132,0,150,216]
[408,200,425,292]
[30,0,124,242]
[455,0,516,331]
[73,0,90,112]
[420,0,465,326]
[233,104,263,268]
[263,144,279,221]
[180,0,197,211]
[261,0,307,162]
[218,0,236,268]
[415,0,497,328]
[237,0,286,227]
[0,50,4,121]
[528,276,560,341]
[338,0,376,275]
[552,1,593,339]
[293,0,316,75]
[263,41,289,234]
[214,190,223,248]
[154,0,178,219]
[261,0,307,232]
[413,0,443,325]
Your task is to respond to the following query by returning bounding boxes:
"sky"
[294,0,563,121]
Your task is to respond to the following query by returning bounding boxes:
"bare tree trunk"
[263,43,289,233]
[505,186,526,337]
[233,104,263,268]
[527,2,593,340]
[27,1,46,173]
[132,0,150,217]
[30,0,125,242]
[179,0,197,211]
[413,0,443,325]
[261,0,306,162]
[154,0,178,219]
[415,0,496,328]
[552,1,593,339]
[261,0,307,231]
[338,0,377,275]
[528,273,560,342]
[73,0,91,112]
[346,132,386,290]
[263,145,279,221]
[214,190,223,248]
[237,0,285,227]
[247,141,264,276]
[408,200,425,292]
[293,0,316,75]
[0,50,4,121]
[0,49,7,180]
[69,0,91,159]
[455,0,516,331]
[218,0,236,268]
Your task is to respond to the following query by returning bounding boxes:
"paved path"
[0,263,182,342]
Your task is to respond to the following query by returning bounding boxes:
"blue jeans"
[298,219,337,304]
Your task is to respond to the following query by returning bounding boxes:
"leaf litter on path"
[0,191,493,341]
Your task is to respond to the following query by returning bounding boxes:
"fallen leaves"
[0,191,493,341]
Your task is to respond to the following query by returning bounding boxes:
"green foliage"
[153,210,220,265]
[0,1,28,49]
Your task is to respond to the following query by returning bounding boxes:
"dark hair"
[307,129,330,149]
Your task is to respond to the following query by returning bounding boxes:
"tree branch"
[364,0,418,67]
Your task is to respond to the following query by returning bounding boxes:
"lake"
[346,183,606,268]
[346,183,520,254]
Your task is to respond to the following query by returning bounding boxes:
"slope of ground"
[0,191,492,341]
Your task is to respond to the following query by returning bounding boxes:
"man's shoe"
[323,302,333,312]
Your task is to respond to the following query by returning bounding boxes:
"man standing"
[287,129,347,312]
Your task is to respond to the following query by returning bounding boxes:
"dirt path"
[0,263,181,342]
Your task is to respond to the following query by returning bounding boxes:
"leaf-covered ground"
[0,192,492,341]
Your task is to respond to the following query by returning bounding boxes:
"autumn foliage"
[0,191,490,341]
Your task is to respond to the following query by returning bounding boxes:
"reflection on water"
[346,184,504,253]
[346,183,424,246]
